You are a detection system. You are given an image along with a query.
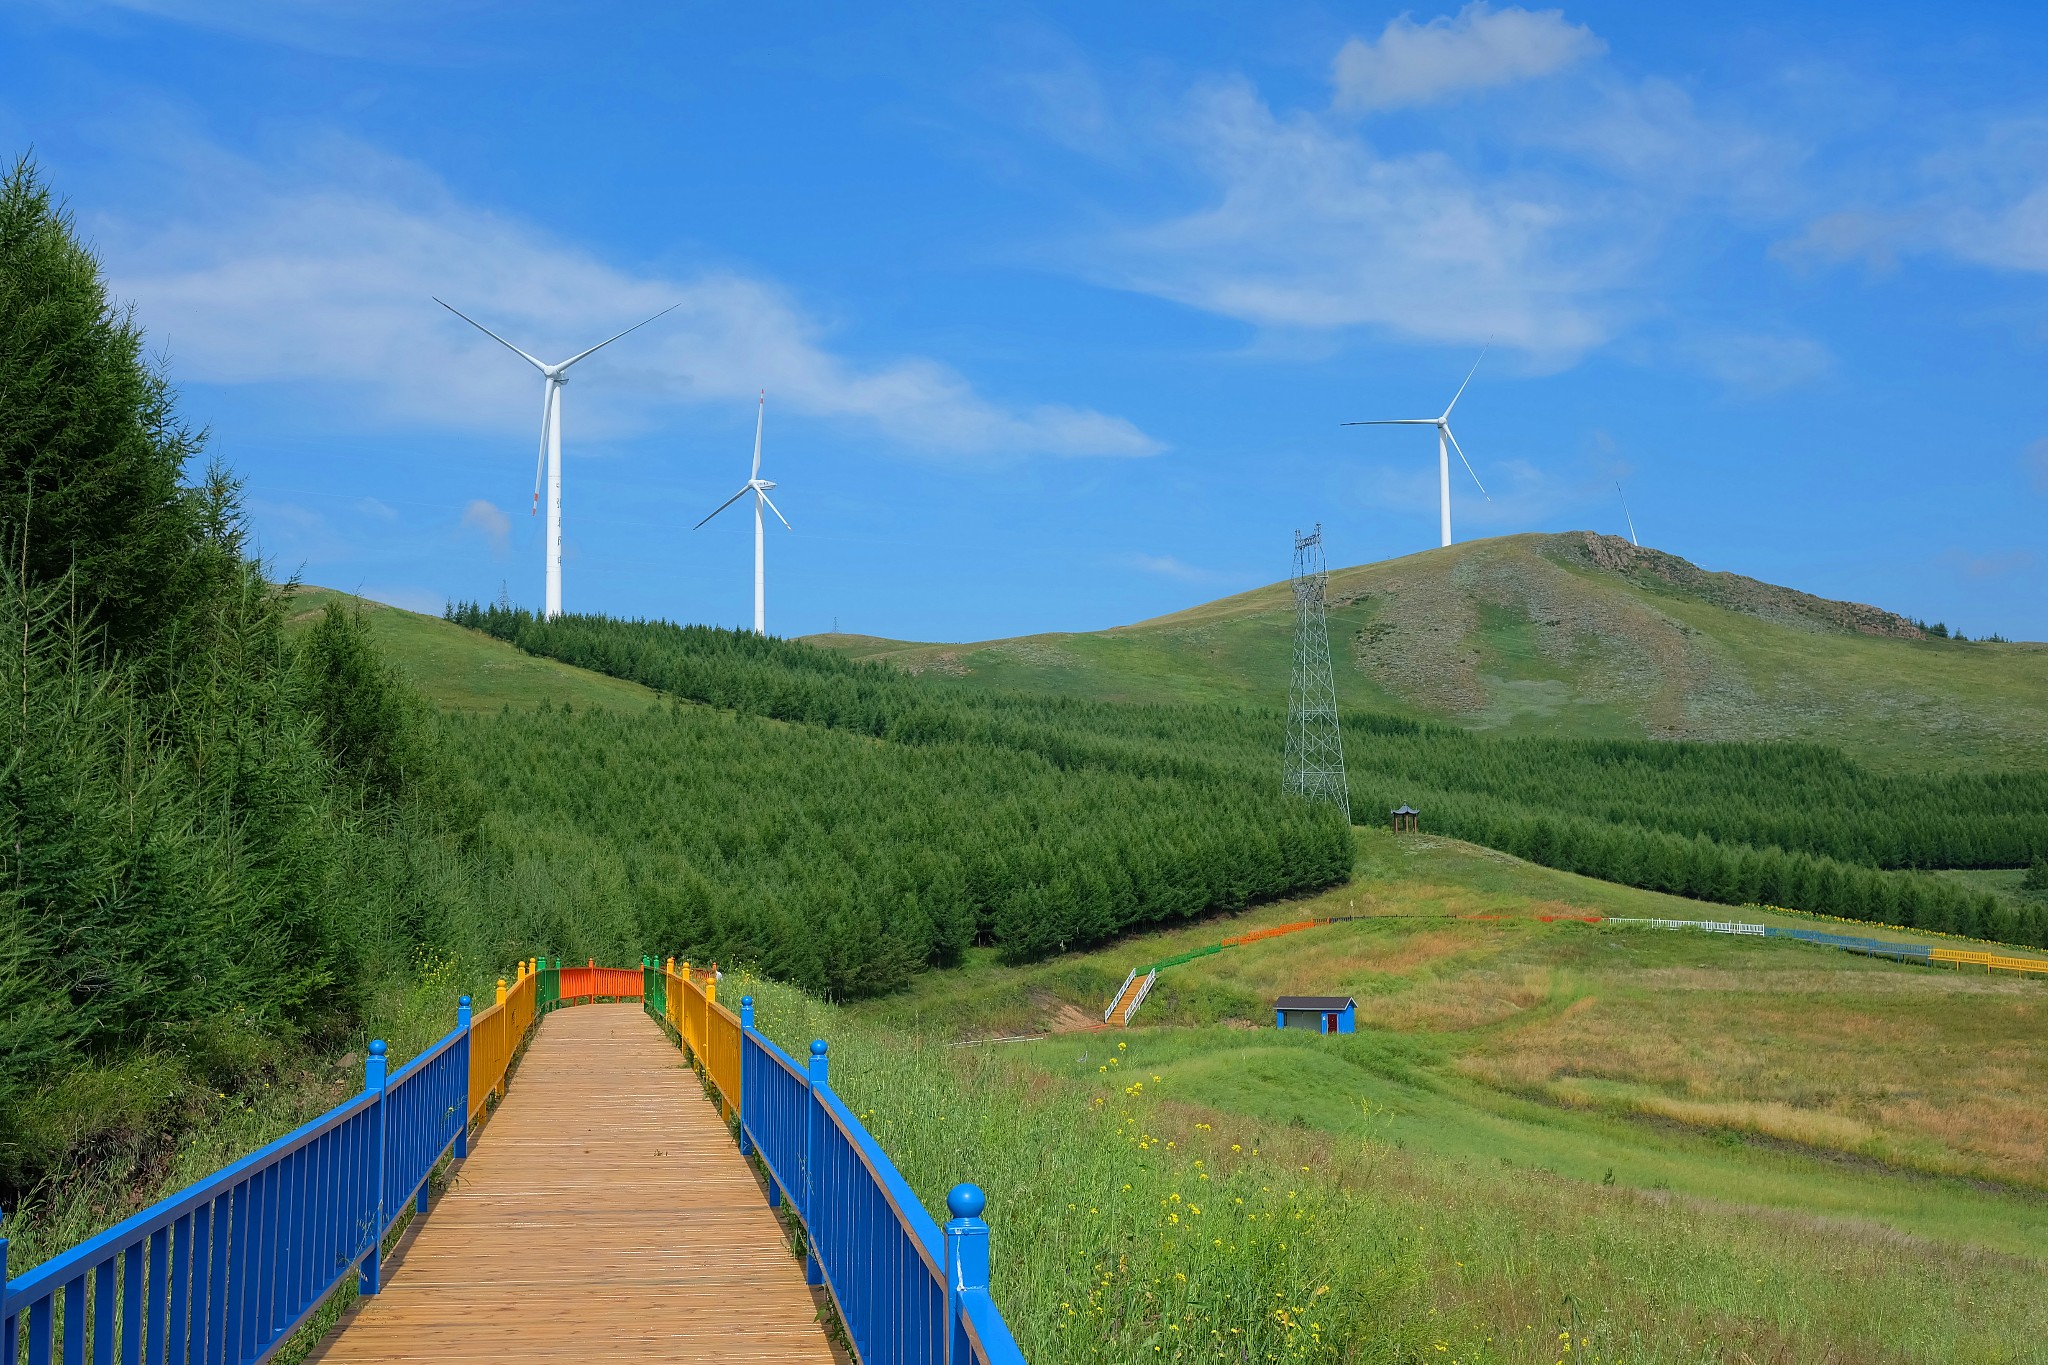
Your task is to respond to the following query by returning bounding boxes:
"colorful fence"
[648,960,743,1118]
[552,960,644,1004]
[467,964,539,1126]
[1607,917,2048,976]
[641,960,1028,1365]
[0,993,488,1365]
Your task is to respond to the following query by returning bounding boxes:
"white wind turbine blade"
[435,298,548,371]
[531,381,555,516]
[557,302,682,371]
[757,488,792,530]
[1340,418,1439,426]
[751,391,765,479]
[694,485,753,530]
[1440,341,1492,420]
[1444,425,1491,499]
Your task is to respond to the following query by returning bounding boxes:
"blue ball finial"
[742,995,754,1006]
[459,994,471,1007]
[947,1183,986,1219]
[810,1039,829,1056]
[368,1039,387,1056]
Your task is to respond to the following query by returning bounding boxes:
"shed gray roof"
[1274,996,1356,1010]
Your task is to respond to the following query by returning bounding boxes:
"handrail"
[468,965,539,1126]
[0,983,518,1365]
[1122,970,1159,1025]
[1103,968,1137,1024]
[632,962,1029,1363]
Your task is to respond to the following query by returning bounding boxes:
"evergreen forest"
[451,606,2048,945]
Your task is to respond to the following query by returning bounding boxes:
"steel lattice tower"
[1283,525,1351,821]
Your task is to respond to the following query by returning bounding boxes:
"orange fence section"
[467,963,538,1125]
[1222,919,1321,948]
[557,962,645,1002]
[664,964,743,1117]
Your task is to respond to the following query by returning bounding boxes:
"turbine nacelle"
[434,295,678,618]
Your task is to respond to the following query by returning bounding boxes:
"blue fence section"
[736,1000,1027,1365]
[1,1002,474,1365]
[1765,926,1932,962]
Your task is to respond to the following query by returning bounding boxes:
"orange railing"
[557,961,645,1003]
[662,962,743,1117]
[1222,919,1321,948]
[467,960,540,1126]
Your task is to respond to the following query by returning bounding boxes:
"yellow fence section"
[1930,947,2048,978]
[664,964,743,1117]
[468,961,539,1126]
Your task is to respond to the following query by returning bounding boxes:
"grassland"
[286,587,660,712]
[290,584,2048,1359]
[847,831,2048,1261]
[811,532,2048,771]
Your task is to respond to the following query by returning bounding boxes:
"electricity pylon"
[1283,524,1351,821]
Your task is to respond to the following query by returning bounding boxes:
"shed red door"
[1323,1011,1338,1032]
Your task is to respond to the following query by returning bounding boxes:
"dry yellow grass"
[1464,984,2048,1185]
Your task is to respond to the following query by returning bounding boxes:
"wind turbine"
[435,297,677,619]
[1343,347,1492,547]
[1616,481,1639,546]
[696,391,790,634]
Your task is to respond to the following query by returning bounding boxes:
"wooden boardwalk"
[311,1003,839,1362]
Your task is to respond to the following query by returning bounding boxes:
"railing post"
[455,995,473,1159]
[737,997,756,1157]
[361,1040,389,1296]
[803,1039,828,1286]
[943,1184,990,1365]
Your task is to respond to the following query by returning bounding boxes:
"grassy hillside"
[849,830,2048,1257]
[811,532,2048,770]
[286,587,659,712]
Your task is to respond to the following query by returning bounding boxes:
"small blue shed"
[1274,995,1356,1034]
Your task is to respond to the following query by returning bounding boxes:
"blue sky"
[4,1,2046,641]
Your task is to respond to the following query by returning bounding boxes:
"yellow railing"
[663,960,743,1118]
[467,959,540,1126]
[1930,947,2048,978]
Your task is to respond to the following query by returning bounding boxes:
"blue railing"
[1,997,475,1365]
[737,998,1027,1365]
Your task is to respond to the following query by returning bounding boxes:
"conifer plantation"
[456,607,2048,944]
[0,158,493,1206]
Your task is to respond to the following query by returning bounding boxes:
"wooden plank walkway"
[311,1003,839,1362]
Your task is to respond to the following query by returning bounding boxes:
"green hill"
[810,532,2048,770]
[286,587,660,713]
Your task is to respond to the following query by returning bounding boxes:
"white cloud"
[1332,3,1605,113]
[1123,552,1228,583]
[1778,119,2048,276]
[1098,80,1629,358]
[100,136,1162,462]
[1678,331,1833,396]
[460,498,511,554]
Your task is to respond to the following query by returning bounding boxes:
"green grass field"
[286,587,660,712]
[308,583,2048,1359]
[811,533,2048,771]
[848,830,2048,1263]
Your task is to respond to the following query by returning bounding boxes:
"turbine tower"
[1616,481,1639,546]
[436,297,677,619]
[696,391,791,634]
[1343,347,1492,547]
[1283,524,1350,822]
